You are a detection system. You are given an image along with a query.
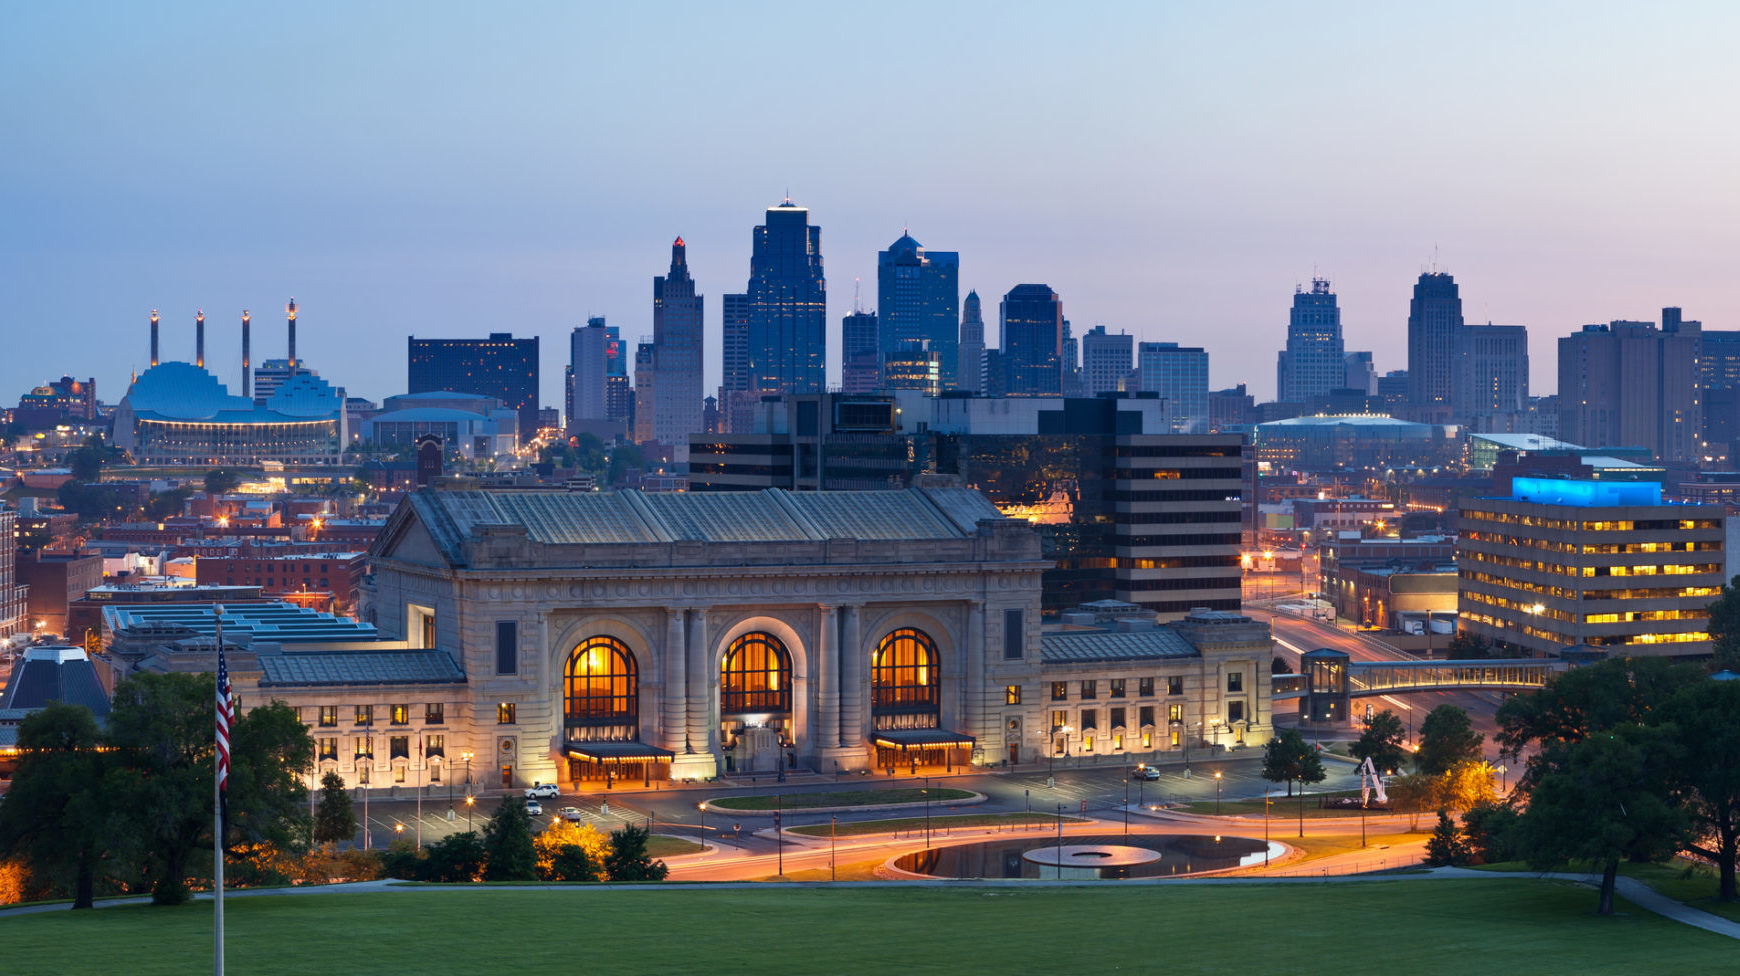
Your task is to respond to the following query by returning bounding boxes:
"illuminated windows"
[872,628,941,715]
[721,632,791,714]
[564,637,637,727]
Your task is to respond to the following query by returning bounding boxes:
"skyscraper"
[568,317,610,424]
[745,199,826,396]
[1452,324,1529,425]
[956,290,986,393]
[648,237,705,460]
[1558,312,1701,463]
[1276,278,1345,403]
[720,292,752,433]
[877,232,959,388]
[999,284,1064,396]
[1406,271,1464,416]
[406,333,540,439]
[841,310,880,394]
[1080,325,1133,395]
[1136,341,1210,433]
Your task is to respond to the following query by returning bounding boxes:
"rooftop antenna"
[853,277,861,313]
[241,310,252,399]
[195,308,205,369]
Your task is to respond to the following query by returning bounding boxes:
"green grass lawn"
[1472,857,1740,925]
[707,787,975,811]
[787,812,1087,837]
[645,835,705,858]
[3,880,1730,975]
[1177,791,1397,820]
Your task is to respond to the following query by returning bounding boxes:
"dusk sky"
[5,2,1737,411]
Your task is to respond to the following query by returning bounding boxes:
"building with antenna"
[1276,278,1345,403]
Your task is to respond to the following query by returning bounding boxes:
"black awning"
[564,740,675,763]
[871,729,976,751]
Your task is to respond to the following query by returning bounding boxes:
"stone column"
[838,604,864,752]
[814,605,840,756]
[671,608,718,780]
[963,601,985,746]
[662,609,686,754]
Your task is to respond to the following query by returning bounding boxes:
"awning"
[564,740,675,764]
[872,729,976,751]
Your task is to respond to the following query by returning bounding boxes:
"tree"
[547,845,599,883]
[604,824,669,882]
[1416,705,1482,776]
[1653,680,1740,901]
[313,772,358,851]
[0,703,113,908]
[421,831,486,882]
[204,469,242,495]
[1706,576,1740,672]
[1461,802,1521,864]
[1386,773,1438,830]
[534,819,609,881]
[144,486,192,521]
[1260,728,1326,836]
[68,444,105,482]
[482,797,537,881]
[1350,709,1407,775]
[1438,759,1498,813]
[606,442,645,486]
[1514,724,1687,915]
[379,839,424,881]
[1270,656,1294,675]
[1446,631,1493,660]
[1424,809,1467,866]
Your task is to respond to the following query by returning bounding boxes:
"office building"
[841,310,880,394]
[1276,278,1346,403]
[1000,284,1065,396]
[1406,271,1464,417]
[1453,324,1529,425]
[646,237,706,461]
[1344,352,1376,395]
[1557,313,1702,464]
[567,317,610,424]
[957,290,986,393]
[14,376,97,428]
[1081,326,1133,395]
[881,341,941,395]
[407,333,540,439]
[632,340,656,444]
[0,507,25,638]
[1458,479,1724,658]
[1253,414,1460,472]
[361,391,519,458]
[877,232,959,388]
[744,199,826,396]
[1136,342,1209,433]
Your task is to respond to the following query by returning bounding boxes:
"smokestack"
[195,308,206,369]
[150,309,159,367]
[286,297,298,377]
[241,310,252,398]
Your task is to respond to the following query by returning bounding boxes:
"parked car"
[1132,764,1162,781]
[525,783,560,799]
[559,806,583,822]
[525,800,543,816]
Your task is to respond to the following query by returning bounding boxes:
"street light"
[1213,770,1223,816]
[922,777,931,850]
[1122,774,1130,841]
[698,802,708,839]
[465,794,475,831]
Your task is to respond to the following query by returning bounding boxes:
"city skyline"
[6,4,1739,412]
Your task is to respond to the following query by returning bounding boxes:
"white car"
[525,783,560,799]
[559,806,584,822]
[525,800,543,817]
[1132,764,1162,781]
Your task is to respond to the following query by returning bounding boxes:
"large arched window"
[565,637,638,728]
[872,628,940,713]
[721,632,792,714]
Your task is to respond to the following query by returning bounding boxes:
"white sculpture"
[1357,756,1388,807]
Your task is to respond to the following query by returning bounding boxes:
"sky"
[5,1,1739,411]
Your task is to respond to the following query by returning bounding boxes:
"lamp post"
[831,816,838,881]
[1122,775,1130,841]
[1497,763,1508,793]
[922,777,931,850]
[1264,792,1272,867]
[698,802,707,839]
[1213,770,1223,817]
[775,793,784,879]
[1055,803,1065,880]
[465,794,475,831]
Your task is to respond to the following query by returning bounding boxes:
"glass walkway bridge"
[1272,650,1569,721]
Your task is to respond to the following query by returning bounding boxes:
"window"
[318,737,338,761]
[1139,705,1155,727]
[394,765,406,784]
[496,621,518,676]
[1139,677,1155,697]
[1051,681,1069,701]
[1168,703,1184,724]
[1113,733,1124,751]
[359,766,370,785]
[1081,680,1098,700]
[1227,672,1243,693]
[497,702,517,725]
[1005,685,1022,705]
[1167,676,1184,696]
[1051,709,1067,731]
[1084,733,1096,752]
[1111,707,1127,729]
[1170,729,1181,747]
[425,703,445,725]
[318,705,338,728]
[1109,679,1126,698]
[291,706,304,723]
[1141,731,1152,749]
[355,705,373,726]
[427,734,444,758]
[390,736,410,760]
[391,704,410,726]
[1228,701,1246,723]
[430,762,442,783]
[565,637,638,727]
[721,632,792,714]
[354,735,373,760]
[1003,609,1024,659]
[1082,709,1099,730]
[872,629,941,715]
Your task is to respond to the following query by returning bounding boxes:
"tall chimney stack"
[286,297,298,377]
[241,310,252,398]
[150,309,159,367]
[195,308,206,368]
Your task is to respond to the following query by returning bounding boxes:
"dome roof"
[122,362,254,420]
[887,232,922,254]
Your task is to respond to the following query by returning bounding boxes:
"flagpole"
[416,735,423,849]
[214,608,226,976]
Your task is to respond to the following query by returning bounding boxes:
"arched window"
[872,628,940,713]
[565,637,638,727]
[721,632,792,714]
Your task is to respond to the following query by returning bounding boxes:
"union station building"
[267,483,1277,791]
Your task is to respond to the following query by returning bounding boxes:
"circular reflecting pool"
[892,833,1276,880]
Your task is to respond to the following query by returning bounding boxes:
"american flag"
[216,641,234,797]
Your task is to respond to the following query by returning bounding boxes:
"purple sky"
[5,3,1737,411]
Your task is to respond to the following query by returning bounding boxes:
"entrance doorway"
[738,727,781,774]
[1007,743,1020,765]
[500,765,513,788]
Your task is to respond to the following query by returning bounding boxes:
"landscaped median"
[787,812,1089,838]
[703,787,982,816]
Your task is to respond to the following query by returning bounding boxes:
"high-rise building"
[1344,351,1376,395]
[957,290,986,394]
[1453,324,1529,424]
[1080,326,1133,395]
[720,292,752,433]
[1276,278,1346,403]
[648,237,705,461]
[567,317,610,424]
[632,340,656,445]
[881,341,941,395]
[407,333,540,439]
[1137,341,1209,433]
[1558,312,1702,463]
[1061,320,1082,398]
[877,232,959,388]
[1406,271,1464,416]
[1000,284,1064,396]
[745,199,826,396]
[0,506,25,638]
[841,310,880,394]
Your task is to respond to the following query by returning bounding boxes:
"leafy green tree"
[1446,631,1493,660]
[1461,802,1521,864]
[144,486,192,521]
[1515,724,1687,915]
[1654,680,1740,900]
[1350,709,1407,775]
[1386,773,1438,830]
[604,824,669,882]
[313,772,358,851]
[1706,576,1740,672]
[1260,728,1325,837]
[68,444,105,482]
[482,797,537,881]
[1415,705,1482,776]
[0,703,113,908]
[1438,759,1498,813]
[204,469,242,495]
[379,839,424,880]
[606,442,645,486]
[546,844,599,882]
[1424,809,1466,866]
[1270,656,1294,675]
[421,831,486,882]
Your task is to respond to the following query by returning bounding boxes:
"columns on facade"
[669,607,718,780]
[837,604,864,751]
[963,601,985,744]
[814,605,840,756]
[662,609,686,754]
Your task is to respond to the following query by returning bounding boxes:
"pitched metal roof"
[0,646,112,716]
[1041,628,1200,664]
[256,650,465,687]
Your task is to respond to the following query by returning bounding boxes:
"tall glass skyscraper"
[1407,271,1464,414]
[1137,341,1209,433]
[841,310,879,394]
[877,232,959,388]
[1276,278,1345,403]
[999,284,1064,396]
[745,199,826,395]
[650,237,705,460]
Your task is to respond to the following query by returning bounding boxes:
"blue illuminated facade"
[1509,479,1663,508]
